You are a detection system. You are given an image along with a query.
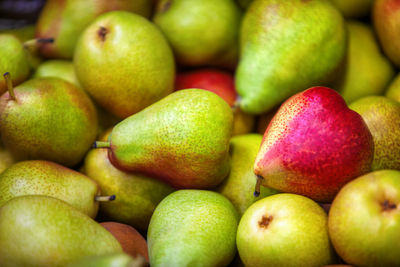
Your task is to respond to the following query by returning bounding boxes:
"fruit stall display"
[0,0,399,266]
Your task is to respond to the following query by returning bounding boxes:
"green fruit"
[34,60,81,88]
[328,170,400,266]
[0,77,98,167]
[35,0,153,59]
[153,0,241,68]
[74,11,175,118]
[0,142,14,174]
[148,190,239,266]
[0,195,122,267]
[236,0,346,114]
[0,25,35,43]
[349,96,400,170]
[101,89,232,189]
[237,193,335,267]
[67,253,147,267]
[335,21,395,103]
[0,34,31,95]
[84,132,174,230]
[216,134,278,216]
[385,73,400,102]
[0,160,102,218]
[330,0,373,18]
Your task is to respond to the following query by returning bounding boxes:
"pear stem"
[231,96,241,112]
[254,175,263,197]
[92,141,110,149]
[3,72,16,101]
[23,38,54,49]
[95,195,116,202]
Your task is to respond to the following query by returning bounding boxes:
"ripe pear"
[0,160,110,218]
[36,0,153,59]
[334,21,395,103]
[0,76,98,167]
[0,34,30,95]
[236,0,347,114]
[74,11,175,118]
[34,60,81,88]
[349,96,400,170]
[385,73,400,102]
[254,87,374,202]
[84,130,174,230]
[153,0,242,69]
[148,190,239,266]
[373,0,400,68]
[0,195,122,267]
[96,89,233,189]
[216,134,279,216]
[330,0,374,18]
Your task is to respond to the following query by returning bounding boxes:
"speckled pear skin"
[147,190,239,267]
[0,34,31,95]
[74,11,175,119]
[254,87,374,203]
[236,0,347,114]
[84,130,174,230]
[0,78,98,167]
[0,195,122,267]
[0,160,100,218]
[108,89,233,189]
[349,96,400,171]
[36,0,153,59]
[216,134,279,216]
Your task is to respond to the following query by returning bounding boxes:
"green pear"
[74,11,175,118]
[153,0,242,69]
[385,73,400,102]
[67,253,147,267]
[330,0,373,18]
[34,60,81,88]
[349,96,400,170]
[0,160,110,218]
[0,195,122,267]
[84,130,174,230]
[0,25,35,42]
[148,190,239,266]
[0,77,98,167]
[216,134,278,216]
[335,21,395,103]
[0,34,31,95]
[0,142,15,174]
[236,0,347,114]
[35,0,153,59]
[95,89,233,189]
[328,170,400,266]
[237,193,335,267]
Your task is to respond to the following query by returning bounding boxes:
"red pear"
[254,86,374,202]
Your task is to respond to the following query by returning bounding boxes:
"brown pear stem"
[92,141,110,149]
[254,175,263,197]
[3,72,16,101]
[23,38,54,49]
[231,96,241,112]
[95,195,116,202]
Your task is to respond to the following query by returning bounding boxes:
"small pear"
[0,160,110,218]
[0,76,98,167]
[216,134,279,216]
[34,60,81,88]
[95,89,233,189]
[385,73,400,102]
[0,142,15,174]
[0,195,122,267]
[349,96,400,170]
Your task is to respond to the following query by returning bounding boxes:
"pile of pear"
[0,0,400,266]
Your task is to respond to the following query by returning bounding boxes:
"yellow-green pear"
[34,60,81,87]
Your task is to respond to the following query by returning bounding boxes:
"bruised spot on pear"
[258,215,273,229]
[381,199,397,212]
[97,26,109,42]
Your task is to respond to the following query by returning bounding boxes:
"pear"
[94,89,233,189]
[236,0,347,114]
[153,0,242,69]
[0,25,35,42]
[0,34,31,95]
[254,87,374,203]
[334,21,395,103]
[34,60,81,88]
[67,253,147,267]
[147,190,239,266]
[0,76,98,167]
[385,73,400,102]
[0,142,15,174]
[0,195,122,267]
[74,11,175,118]
[216,134,279,216]
[84,130,174,230]
[330,0,374,18]
[349,96,400,171]
[0,160,113,218]
[35,0,153,59]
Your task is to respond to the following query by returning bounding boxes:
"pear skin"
[385,73,400,102]
[0,195,122,267]
[104,89,233,189]
[34,60,81,88]
[236,0,347,114]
